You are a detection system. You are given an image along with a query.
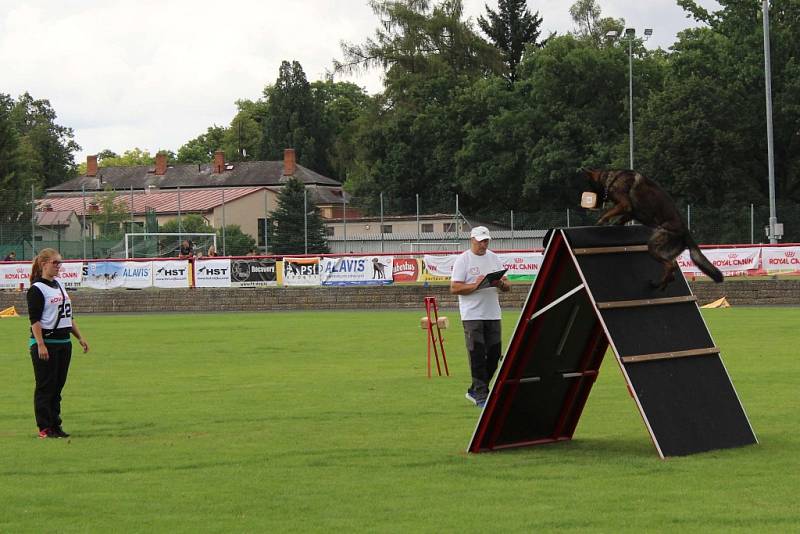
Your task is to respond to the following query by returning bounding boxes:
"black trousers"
[30,342,72,431]
[462,320,502,400]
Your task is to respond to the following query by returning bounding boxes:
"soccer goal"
[401,242,462,253]
[124,233,217,258]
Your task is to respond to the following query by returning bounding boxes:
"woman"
[27,249,89,439]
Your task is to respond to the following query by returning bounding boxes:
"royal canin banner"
[320,256,393,286]
[282,257,321,286]
[678,247,761,276]
[56,262,84,289]
[392,258,421,283]
[0,263,31,289]
[195,258,232,288]
[497,253,544,281]
[761,247,800,273]
[153,260,190,288]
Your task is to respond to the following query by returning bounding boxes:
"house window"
[257,218,274,247]
[326,226,335,236]
[381,224,393,234]
[442,223,455,233]
[421,223,433,233]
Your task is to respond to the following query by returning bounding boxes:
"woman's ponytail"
[30,248,58,284]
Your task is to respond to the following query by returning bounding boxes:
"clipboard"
[476,269,507,290]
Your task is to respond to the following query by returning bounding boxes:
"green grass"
[0,308,797,532]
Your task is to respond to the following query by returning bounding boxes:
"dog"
[372,258,387,279]
[581,169,724,289]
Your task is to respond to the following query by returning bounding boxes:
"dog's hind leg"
[647,230,682,290]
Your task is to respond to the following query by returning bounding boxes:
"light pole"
[762,0,781,243]
[607,27,652,170]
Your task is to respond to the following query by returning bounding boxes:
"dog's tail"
[686,234,724,283]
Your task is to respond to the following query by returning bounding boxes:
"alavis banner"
[320,256,394,286]
[497,253,544,281]
[282,257,321,286]
[121,262,152,288]
[83,261,126,289]
[0,263,31,289]
[230,259,277,287]
[153,260,190,288]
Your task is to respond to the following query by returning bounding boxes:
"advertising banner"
[282,257,321,286]
[230,259,276,287]
[194,258,232,288]
[678,247,761,276]
[0,263,30,289]
[320,256,394,286]
[120,261,153,288]
[153,260,190,288]
[83,261,126,289]
[392,258,421,283]
[57,262,84,289]
[762,246,800,273]
[497,253,544,281]
[421,254,458,281]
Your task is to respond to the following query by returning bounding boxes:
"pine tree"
[478,0,546,81]
[271,177,329,255]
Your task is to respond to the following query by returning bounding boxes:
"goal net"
[123,233,217,259]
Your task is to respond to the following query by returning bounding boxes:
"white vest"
[33,280,73,331]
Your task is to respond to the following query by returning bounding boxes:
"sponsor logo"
[393,258,418,282]
[787,251,795,257]
[157,267,186,277]
[198,266,229,276]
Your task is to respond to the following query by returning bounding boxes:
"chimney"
[43,202,53,212]
[283,148,296,176]
[213,150,225,174]
[155,152,167,175]
[87,155,98,177]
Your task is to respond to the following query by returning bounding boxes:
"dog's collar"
[603,173,621,202]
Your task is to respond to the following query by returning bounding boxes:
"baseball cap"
[470,226,491,241]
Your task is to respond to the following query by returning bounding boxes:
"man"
[450,226,510,408]
[3,251,16,262]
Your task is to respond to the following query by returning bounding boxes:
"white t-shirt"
[451,249,504,320]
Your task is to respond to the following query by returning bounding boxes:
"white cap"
[470,226,491,241]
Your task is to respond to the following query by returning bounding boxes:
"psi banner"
[153,260,190,288]
[421,254,458,280]
[320,256,393,286]
[230,259,277,287]
[678,247,761,275]
[762,246,800,273]
[195,258,232,288]
[0,263,30,289]
[497,253,544,281]
[282,257,321,286]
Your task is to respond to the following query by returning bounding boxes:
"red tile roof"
[35,210,76,226]
[38,187,273,216]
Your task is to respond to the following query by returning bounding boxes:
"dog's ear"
[579,168,603,182]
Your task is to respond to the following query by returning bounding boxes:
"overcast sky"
[0,0,721,164]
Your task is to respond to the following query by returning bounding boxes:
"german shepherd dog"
[582,169,724,289]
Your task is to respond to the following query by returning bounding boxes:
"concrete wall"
[2,280,799,315]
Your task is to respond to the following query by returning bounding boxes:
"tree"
[257,61,326,173]
[92,187,130,240]
[218,225,256,256]
[176,127,227,164]
[10,92,80,191]
[221,99,268,162]
[478,0,547,81]
[568,0,624,47]
[0,93,23,228]
[271,178,329,254]
[159,214,214,234]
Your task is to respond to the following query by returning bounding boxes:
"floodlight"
[625,28,636,37]
[644,28,653,36]
[605,30,619,38]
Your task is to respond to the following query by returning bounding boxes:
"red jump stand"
[422,296,449,378]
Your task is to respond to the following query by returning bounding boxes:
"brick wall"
[2,280,799,314]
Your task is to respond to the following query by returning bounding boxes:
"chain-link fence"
[1,185,797,260]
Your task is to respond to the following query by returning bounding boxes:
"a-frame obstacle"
[468,226,757,458]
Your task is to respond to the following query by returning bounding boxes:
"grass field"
[0,308,797,532]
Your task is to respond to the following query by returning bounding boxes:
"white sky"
[0,0,720,164]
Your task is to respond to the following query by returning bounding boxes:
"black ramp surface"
[601,304,714,356]
[626,357,756,456]
[576,252,690,302]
